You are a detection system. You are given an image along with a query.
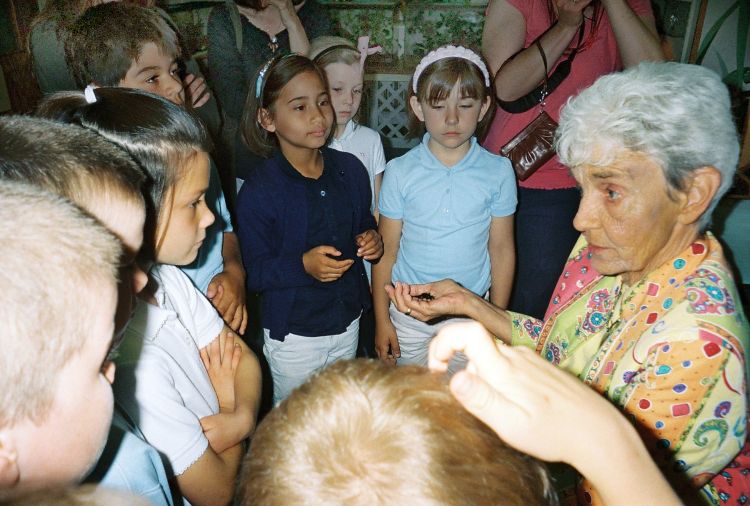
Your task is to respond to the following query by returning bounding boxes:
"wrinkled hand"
[374,318,400,365]
[183,73,210,109]
[429,322,624,466]
[555,0,593,27]
[207,272,248,335]
[355,229,383,261]
[200,333,241,411]
[303,245,354,282]
[385,279,472,322]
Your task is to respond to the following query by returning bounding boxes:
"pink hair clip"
[357,36,382,73]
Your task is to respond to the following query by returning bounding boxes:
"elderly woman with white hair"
[387,62,749,504]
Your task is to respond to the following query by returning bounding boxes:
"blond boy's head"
[66,3,184,104]
[0,116,148,335]
[0,116,144,226]
[0,181,121,496]
[238,359,553,505]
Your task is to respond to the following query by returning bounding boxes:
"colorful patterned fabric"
[511,233,749,504]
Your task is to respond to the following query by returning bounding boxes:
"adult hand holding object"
[429,321,681,506]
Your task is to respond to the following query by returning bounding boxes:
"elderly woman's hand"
[385,279,472,322]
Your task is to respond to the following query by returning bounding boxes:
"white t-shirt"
[113,265,223,477]
[329,121,386,213]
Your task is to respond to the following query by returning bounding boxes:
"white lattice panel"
[364,73,419,150]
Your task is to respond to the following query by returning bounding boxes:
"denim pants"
[509,187,581,320]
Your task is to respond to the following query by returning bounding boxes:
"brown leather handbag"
[500,40,557,181]
[499,26,585,180]
[500,109,557,181]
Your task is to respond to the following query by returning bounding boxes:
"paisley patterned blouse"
[510,233,749,504]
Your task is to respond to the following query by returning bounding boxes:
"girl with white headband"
[373,45,517,367]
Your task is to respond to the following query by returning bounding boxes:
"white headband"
[412,45,490,94]
[84,84,97,104]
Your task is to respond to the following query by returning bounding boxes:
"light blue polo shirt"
[379,134,516,295]
[181,160,233,293]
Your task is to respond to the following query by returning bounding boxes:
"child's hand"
[355,229,384,261]
[302,245,354,282]
[183,73,210,109]
[200,411,251,454]
[374,318,400,365]
[207,272,248,335]
[200,332,242,412]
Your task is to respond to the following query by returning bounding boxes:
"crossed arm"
[176,328,261,506]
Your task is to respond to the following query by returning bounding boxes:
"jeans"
[509,187,580,320]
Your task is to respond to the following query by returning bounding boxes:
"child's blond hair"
[238,359,554,505]
[0,181,120,427]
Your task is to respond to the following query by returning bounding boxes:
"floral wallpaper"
[168,2,488,59]
[328,2,487,58]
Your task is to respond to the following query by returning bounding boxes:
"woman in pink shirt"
[481,0,663,319]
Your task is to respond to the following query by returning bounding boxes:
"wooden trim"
[687,0,708,63]
[741,98,750,169]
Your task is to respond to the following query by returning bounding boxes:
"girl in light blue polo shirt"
[373,45,517,367]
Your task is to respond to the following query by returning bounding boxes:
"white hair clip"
[412,45,490,94]
[84,84,97,104]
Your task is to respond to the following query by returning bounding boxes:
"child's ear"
[0,433,20,489]
[257,108,276,133]
[409,96,425,122]
[478,95,492,122]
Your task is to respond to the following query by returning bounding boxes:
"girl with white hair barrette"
[373,45,517,369]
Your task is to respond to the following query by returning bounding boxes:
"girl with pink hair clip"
[309,35,387,357]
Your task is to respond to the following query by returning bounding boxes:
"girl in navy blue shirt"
[237,54,383,403]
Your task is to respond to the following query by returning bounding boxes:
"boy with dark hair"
[66,2,249,335]
[0,180,120,498]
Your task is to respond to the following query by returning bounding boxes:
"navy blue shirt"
[281,159,362,336]
[236,148,376,341]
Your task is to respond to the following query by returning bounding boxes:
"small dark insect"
[413,293,435,301]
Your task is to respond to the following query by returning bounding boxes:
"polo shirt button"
[320,190,326,197]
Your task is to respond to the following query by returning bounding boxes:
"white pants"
[389,304,468,372]
[263,316,360,405]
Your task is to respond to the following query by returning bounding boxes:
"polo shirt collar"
[128,297,177,344]
[418,133,480,171]
[337,121,356,143]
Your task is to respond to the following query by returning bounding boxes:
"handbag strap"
[534,39,549,106]
[497,24,585,113]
